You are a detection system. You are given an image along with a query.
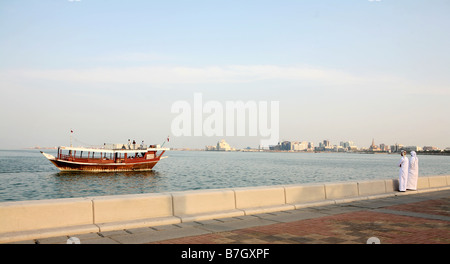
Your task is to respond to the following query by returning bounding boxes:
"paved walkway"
[13,189,450,244]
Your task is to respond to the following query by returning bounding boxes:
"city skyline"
[200,137,447,152]
[1,1,449,150]
[24,135,449,152]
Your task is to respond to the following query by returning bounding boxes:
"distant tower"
[370,138,379,151]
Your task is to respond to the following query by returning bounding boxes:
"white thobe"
[398,156,409,191]
[407,154,419,190]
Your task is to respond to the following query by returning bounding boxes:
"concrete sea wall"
[1,175,449,243]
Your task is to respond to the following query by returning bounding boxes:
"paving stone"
[125,227,155,234]
[74,232,103,240]
[98,230,130,237]
[8,240,36,244]
[107,231,161,244]
[150,224,182,231]
[80,237,120,244]
[148,190,450,244]
[36,236,69,244]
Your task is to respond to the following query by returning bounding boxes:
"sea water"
[0,149,449,202]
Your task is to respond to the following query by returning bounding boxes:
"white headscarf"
[410,151,418,166]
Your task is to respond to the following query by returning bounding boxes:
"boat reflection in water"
[52,170,164,197]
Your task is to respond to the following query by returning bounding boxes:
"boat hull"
[48,158,159,172]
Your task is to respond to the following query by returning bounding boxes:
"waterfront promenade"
[9,188,450,244]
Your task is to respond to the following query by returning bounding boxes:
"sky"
[0,0,449,150]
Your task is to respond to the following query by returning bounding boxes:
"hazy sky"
[1,0,449,149]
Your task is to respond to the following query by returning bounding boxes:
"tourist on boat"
[133,140,136,150]
[398,150,409,192]
[127,139,131,149]
[407,151,419,190]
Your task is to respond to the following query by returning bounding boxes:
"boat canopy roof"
[59,146,169,154]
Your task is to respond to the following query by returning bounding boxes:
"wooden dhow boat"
[41,143,169,172]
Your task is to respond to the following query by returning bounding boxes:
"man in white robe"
[398,150,409,192]
[407,151,419,190]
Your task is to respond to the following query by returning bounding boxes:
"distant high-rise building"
[281,141,291,151]
[404,146,422,152]
[379,143,390,152]
[292,141,308,151]
[423,146,439,151]
[340,141,357,151]
[391,143,404,153]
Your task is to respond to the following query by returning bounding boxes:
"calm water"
[0,149,449,202]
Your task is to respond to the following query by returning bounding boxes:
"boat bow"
[40,151,56,161]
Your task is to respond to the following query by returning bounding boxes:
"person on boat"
[127,139,131,149]
[398,150,409,192]
[132,140,136,150]
[407,151,419,190]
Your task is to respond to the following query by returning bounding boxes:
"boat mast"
[161,135,169,148]
[70,129,73,147]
